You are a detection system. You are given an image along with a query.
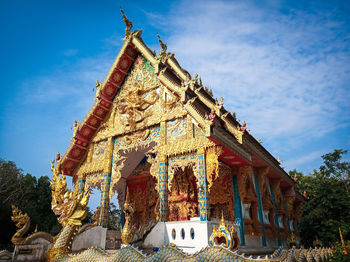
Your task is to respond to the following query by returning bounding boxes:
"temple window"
[190,228,195,239]
[181,228,185,239]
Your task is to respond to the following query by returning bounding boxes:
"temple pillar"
[197,148,209,221]
[232,174,245,246]
[269,182,282,246]
[98,173,111,226]
[253,174,267,247]
[98,137,115,227]
[77,174,86,194]
[158,156,168,221]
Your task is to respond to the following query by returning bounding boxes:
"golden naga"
[121,190,135,245]
[11,205,31,245]
[46,161,90,262]
[11,205,54,246]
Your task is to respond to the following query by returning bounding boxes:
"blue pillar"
[197,151,208,221]
[77,176,86,193]
[270,184,282,246]
[233,175,245,246]
[98,137,116,227]
[253,174,267,246]
[284,202,291,231]
[158,158,168,221]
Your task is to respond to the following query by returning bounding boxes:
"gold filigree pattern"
[206,146,223,192]
[158,136,215,157]
[166,117,187,143]
[93,56,186,142]
[285,196,295,220]
[168,154,198,191]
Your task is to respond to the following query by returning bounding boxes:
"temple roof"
[57,17,303,201]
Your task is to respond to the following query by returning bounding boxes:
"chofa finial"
[120,7,133,36]
[157,33,167,53]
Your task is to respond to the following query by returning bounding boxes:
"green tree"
[0,159,61,250]
[289,150,350,247]
[108,202,122,231]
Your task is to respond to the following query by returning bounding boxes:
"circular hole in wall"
[190,228,195,239]
[172,228,176,240]
[181,228,185,239]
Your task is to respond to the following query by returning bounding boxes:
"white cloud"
[149,0,350,152]
[284,150,325,171]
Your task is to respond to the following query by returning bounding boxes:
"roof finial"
[157,33,167,53]
[156,33,167,61]
[120,7,133,37]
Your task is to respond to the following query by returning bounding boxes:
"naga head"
[50,160,89,226]
[11,205,30,230]
[11,205,31,245]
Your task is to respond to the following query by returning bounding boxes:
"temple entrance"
[168,167,199,221]
[109,142,159,241]
[124,157,158,228]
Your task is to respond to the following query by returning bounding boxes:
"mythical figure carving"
[11,205,31,245]
[121,190,135,245]
[46,161,90,262]
[168,167,199,221]
[11,204,54,256]
[205,146,223,192]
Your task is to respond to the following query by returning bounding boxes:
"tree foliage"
[289,149,350,247]
[0,159,60,250]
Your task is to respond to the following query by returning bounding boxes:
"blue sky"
[1,0,349,209]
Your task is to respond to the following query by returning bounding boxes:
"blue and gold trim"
[270,183,282,246]
[233,175,245,246]
[158,160,168,221]
[197,152,208,221]
[253,174,267,246]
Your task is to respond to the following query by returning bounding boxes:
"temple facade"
[57,18,303,253]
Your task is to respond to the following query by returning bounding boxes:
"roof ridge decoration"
[120,7,133,38]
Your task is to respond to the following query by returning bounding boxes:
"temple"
[57,14,304,254]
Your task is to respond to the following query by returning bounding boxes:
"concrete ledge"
[72,226,106,252]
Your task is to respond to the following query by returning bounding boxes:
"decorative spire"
[157,33,167,54]
[120,7,133,37]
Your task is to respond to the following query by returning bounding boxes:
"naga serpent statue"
[11,205,54,245]
[46,161,331,262]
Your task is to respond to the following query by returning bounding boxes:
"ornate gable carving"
[93,56,186,142]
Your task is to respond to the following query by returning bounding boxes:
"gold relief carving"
[286,196,295,220]
[84,173,103,191]
[205,146,223,192]
[160,121,166,145]
[166,117,187,144]
[294,202,302,222]
[93,56,186,142]
[237,166,257,202]
[92,140,107,161]
[168,167,199,221]
[271,180,284,214]
[256,167,274,211]
[158,136,215,157]
[187,116,194,139]
[209,174,234,221]
[168,154,198,191]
